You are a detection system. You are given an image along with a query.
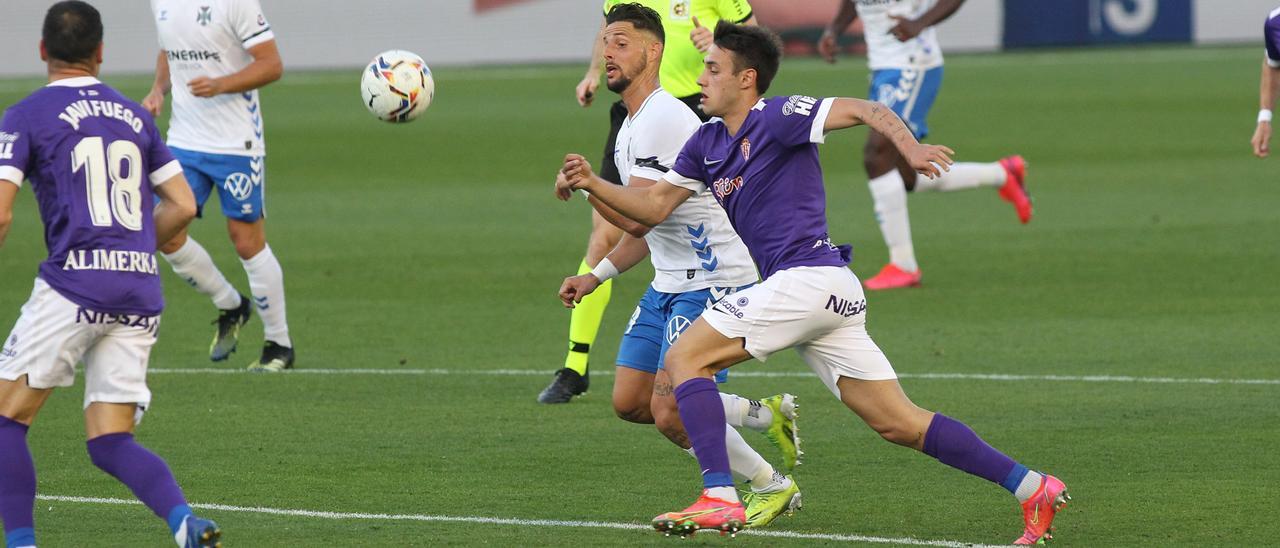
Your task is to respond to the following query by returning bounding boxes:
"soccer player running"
[559,22,1068,543]
[817,0,1032,290]
[0,3,220,546]
[143,0,293,371]
[539,0,757,403]
[1250,6,1280,158]
[555,4,799,528]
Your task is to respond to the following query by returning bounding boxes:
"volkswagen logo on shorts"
[736,297,749,307]
[666,315,692,344]
[224,172,255,200]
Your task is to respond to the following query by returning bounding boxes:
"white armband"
[1260,109,1273,124]
[589,258,619,282]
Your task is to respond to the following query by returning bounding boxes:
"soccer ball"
[361,50,434,123]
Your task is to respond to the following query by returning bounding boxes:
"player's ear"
[95,42,104,65]
[740,68,757,92]
[38,39,48,62]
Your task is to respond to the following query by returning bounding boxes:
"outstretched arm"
[822,98,954,177]
[560,154,693,227]
[889,0,964,41]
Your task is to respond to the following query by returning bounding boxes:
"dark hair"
[43,1,103,64]
[605,3,665,44]
[713,21,782,94]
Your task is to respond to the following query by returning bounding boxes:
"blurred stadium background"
[1,1,1278,546]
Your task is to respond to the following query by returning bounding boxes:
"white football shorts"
[0,278,156,411]
[701,266,897,396]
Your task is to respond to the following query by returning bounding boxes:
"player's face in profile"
[697,45,737,117]
[602,23,650,94]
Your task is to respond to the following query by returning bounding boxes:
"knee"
[230,234,265,260]
[613,401,653,424]
[866,419,922,448]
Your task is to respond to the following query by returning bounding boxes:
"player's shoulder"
[637,89,701,129]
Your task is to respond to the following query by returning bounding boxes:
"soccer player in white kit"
[555,4,800,528]
[143,0,293,370]
[818,0,1033,290]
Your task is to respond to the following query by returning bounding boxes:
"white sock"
[913,162,1006,192]
[720,393,772,432]
[1014,470,1044,502]
[725,425,775,491]
[161,238,241,310]
[705,486,739,503]
[751,471,792,494]
[241,244,291,348]
[868,171,917,272]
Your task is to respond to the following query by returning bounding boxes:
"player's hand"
[818,30,839,64]
[905,143,954,179]
[888,15,925,42]
[690,16,714,53]
[559,274,602,308]
[561,153,595,190]
[142,89,166,118]
[554,169,575,201]
[576,75,598,108]
[187,76,225,98]
[1253,121,1271,158]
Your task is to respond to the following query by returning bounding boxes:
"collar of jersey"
[47,76,101,88]
[625,87,664,124]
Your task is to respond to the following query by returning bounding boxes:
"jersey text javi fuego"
[0,77,182,316]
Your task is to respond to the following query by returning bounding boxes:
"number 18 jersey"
[0,77,182,316]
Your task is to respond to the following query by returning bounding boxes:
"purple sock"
[86,433,187,523]
[922,413,1022,487]
[674,378,734,488]
[0,417,36,548]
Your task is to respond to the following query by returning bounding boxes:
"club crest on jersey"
[740,138,751,161]
[197,6,212,26]
[670,0,690,19]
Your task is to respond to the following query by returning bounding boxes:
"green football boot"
[760,393,801,472]
[743,475,801,528]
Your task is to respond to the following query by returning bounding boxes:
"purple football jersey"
[664,95,851,280]
[1266,8,1280,67]
[0,77,182,316]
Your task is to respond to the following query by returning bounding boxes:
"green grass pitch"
[0,44,1277,546]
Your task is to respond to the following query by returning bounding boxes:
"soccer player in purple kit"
[560,22,1068,543]
[1251,6,1280,158]
[0,2,221,547]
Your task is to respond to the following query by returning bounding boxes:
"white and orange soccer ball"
[361,50,434,123]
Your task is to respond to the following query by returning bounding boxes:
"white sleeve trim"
[0,166,23,188]
[1267,50,1280,68]
[149,159,183,188]
[629,167,668,183]
[242,30,275,49]
[810,98,835,144]
[662,169,706,193]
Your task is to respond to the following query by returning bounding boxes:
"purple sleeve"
[1266,13,1280,67]
[144,119,181,188]
[666,129,707,191]
[764,95,828,147]
[0,108,31,186]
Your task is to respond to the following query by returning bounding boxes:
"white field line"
[146,367,1280,385]
[36,494,1003,547]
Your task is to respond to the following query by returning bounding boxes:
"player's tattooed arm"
[824,98,955,178]
[561,154,693,226]
[0,181,18,249]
